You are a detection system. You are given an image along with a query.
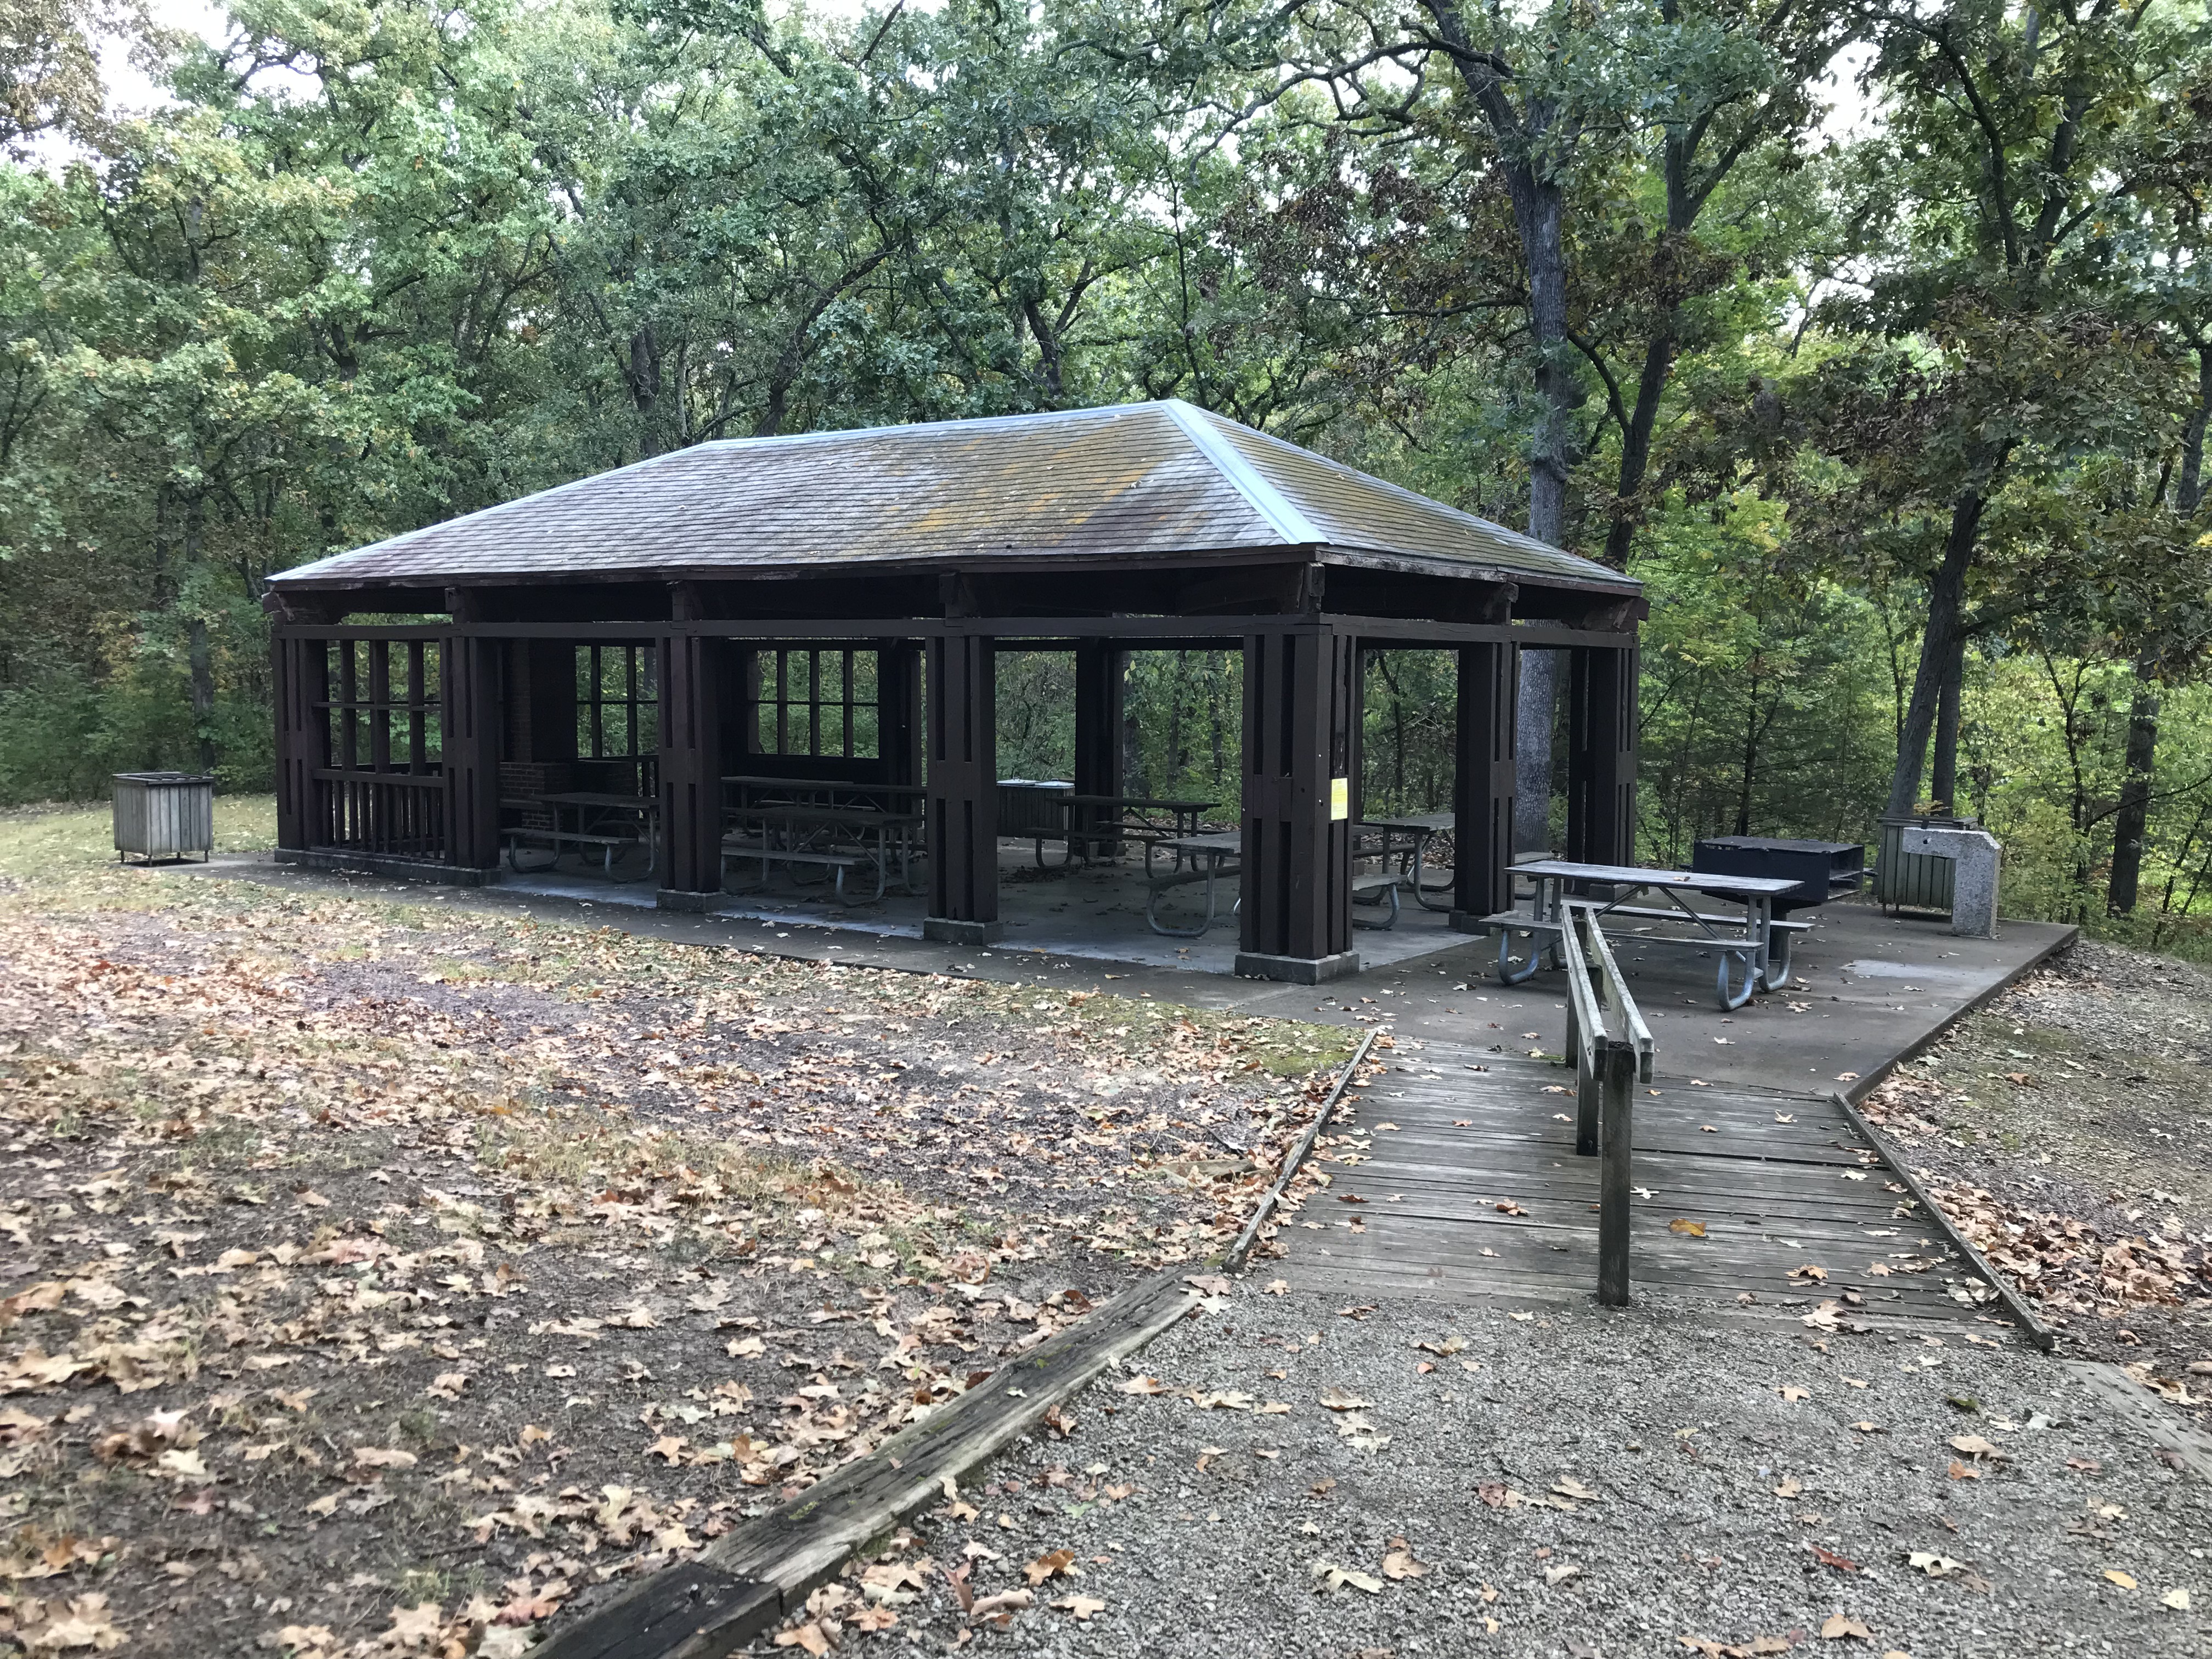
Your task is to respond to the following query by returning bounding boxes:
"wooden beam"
[1452,641,1516,923]
[531,1272,1206,1659]
[1567,643,1637,867]
[924,629,999,942]
[1237,625,1358,981]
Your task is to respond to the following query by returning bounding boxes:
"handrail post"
[1573,1002,1600,1158]
[1597,1039,1636,1306]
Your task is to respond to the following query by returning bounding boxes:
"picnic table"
[505,790,659,881]
[1479,859,1807,1010]
[1146,831,1242,938]
[1003,791,1216,870]
[724,775,927,807]
[1354,812,1457,913]
[722,804,923,902]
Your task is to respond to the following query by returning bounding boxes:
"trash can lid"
[113,772,216,785]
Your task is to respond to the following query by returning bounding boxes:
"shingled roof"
[269,400,1634,594]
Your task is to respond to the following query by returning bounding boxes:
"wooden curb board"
[531,1271,1203,1659]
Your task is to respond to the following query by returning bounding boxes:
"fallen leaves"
[1310,1560,1385,1594]
[1669,1218,1708,1238]
[1819,1612,1871,1640]
[12,1593,129,1652]
[1318,1387,1374,1411]
[1020,1549,1075,1588]
[1380,1538,1429,1579]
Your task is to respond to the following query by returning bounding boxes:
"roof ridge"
[1156,400,1320,546]
[1204,409,1566,560]
[693,401,1149,455]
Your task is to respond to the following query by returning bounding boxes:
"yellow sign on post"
[1329,777,1350,821]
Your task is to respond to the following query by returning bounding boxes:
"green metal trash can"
[1875,813,1973,916]
[112,772,215,865]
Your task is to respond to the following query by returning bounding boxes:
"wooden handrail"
[1558,904,1655,1310]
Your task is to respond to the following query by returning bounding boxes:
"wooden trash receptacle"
[112,772,215,865]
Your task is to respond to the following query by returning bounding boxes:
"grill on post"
[112,772,216,865]
[1690,836,1862,917]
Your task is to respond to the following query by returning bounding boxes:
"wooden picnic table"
[1146,831,1242,938]
[1481,859,1805,1011]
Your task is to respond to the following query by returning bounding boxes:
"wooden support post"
[926,629,1000,944]
[879,640,923,788]
[1597,1040,1637,1306]
[1568,642,1638,867]
[657,632,726,906]
[1073,639,1123,857]
[515,640,579,763]
[272,632,328,852]
[1451,641,1517,928]
[441,634,501,871]
[1236,626,1358,983]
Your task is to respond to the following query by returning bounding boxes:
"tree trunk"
[188,617,216,774]
[1603,328,1675,569]
[1423,0,1576,843]
[1513,650,1559,854]
[1928,635,1965,815]
[1883,483,1988,819]
[2107,666,2159,914]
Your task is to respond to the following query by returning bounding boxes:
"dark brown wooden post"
[879,640,923,789]
[657,630,726,906]
[1237,625,1357,983]
[511,640,578,764]
[1568,642,1638,867]
[926,628,1000,943]
[1073,639,1123,857]
[441,632,502,873]
[272,631,328,854]
[1597,1039,1637,1306]
[1451,641,1518,927]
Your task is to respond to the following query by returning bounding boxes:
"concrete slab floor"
[176,857,2073,1098]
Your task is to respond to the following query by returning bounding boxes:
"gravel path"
[812,1285,2211,1659]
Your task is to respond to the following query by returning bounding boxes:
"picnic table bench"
[1475,860,1808,1010]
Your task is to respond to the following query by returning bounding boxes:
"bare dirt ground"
[0,804,1353,1657]
[1860,939,2212,1423]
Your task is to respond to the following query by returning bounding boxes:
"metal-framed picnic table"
[1480,860,1806,1011]
[505,790,660,881]
[723,775,927,813]
[1005,791,1216,870]
[1353,812,1457,912]
[1146,830,1242,938]
[721,803,924,902]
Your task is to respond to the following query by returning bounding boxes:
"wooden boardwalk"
[1278,1042,1998,1330]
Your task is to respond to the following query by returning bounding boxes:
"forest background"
[3,0,2211,948]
